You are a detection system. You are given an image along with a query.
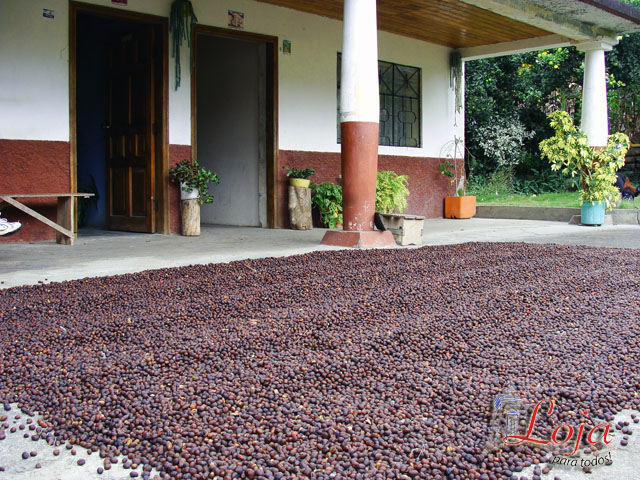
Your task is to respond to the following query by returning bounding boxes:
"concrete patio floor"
[1,218,639,479]
[1,218,639,290]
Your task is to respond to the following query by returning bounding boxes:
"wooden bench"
[0,193,95,245]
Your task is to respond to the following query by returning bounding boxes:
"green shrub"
[540,111,629,208]
[468,169,513,196]
[375,171,409,214]
[311,182,343,228]
[512,168,578,195]
[476,117,534,168]
[470,164,581,197]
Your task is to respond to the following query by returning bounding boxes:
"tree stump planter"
[181,199,200,236]
[378,213,425,246]
[288,186,313,230]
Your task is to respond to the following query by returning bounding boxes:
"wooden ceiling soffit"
[255,0,551,48]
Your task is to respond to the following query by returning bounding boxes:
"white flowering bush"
[476,118,534,168]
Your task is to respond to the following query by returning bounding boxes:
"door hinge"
[152,199,158,211]
[152,123,157,135]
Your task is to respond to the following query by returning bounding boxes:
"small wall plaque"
[282,40,292,55]
[43,9,55,19]
[228,10,244,29]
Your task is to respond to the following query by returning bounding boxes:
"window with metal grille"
[337,54,421,147]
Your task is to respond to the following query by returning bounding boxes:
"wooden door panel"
[111,76,129,127]
[134,134,146,157]
[131,168,147,217]
[131,71,147,126]
[106,26,155,233]
[111,168,128,216]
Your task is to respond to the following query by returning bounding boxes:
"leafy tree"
[465,48,583,179]
[465,0,640,189]
[606,33,640,139]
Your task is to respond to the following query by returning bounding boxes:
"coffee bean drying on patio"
[1,243,639,479]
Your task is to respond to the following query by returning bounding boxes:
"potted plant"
[375,170,423,245]
[169,159,219,235]
[540,111,629,225]
[439,136,476,219]
[311,181,342,228]
[283,166,315,188]
[170,158,219,203]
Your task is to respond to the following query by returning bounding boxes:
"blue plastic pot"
[581,201,605,226]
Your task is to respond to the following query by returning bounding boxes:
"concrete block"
[379,213,425,246]
[612,209,640,225]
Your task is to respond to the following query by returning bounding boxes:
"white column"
[577,40,616,147]
[338,0,380,232]
[322,0,395,247]
[340,0,379,124]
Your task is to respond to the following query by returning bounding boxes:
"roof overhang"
[460,0,640,58]
[256,0,640,59]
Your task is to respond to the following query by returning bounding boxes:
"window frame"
[337,53,422,148]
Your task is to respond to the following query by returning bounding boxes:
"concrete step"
[477,205,640,225]
[476,205,580,222]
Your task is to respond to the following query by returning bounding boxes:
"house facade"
[1,0,639,243]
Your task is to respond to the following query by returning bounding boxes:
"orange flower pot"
[444,196,476,219]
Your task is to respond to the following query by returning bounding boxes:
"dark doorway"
[75,10,165,233]
[193,27,278,228]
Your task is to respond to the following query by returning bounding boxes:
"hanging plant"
[170,0,198,91]
[450,50,463,116]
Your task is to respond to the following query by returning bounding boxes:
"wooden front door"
[105,26,155,233]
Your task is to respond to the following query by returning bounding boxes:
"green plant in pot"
[283,166,315,188]
[439,136,476,218]
[169,159,219,204]
[375,171,409,214]
[375,171,426,246]
[311,181,342,228]
[540,111,629,225]
[169,159,219,236]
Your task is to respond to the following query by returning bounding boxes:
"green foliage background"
[465,1,640,191]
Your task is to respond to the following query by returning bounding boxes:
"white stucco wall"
[191,0,463,158]
[0,0,461,157]
[0,0,70,141]
[0,0,189,144]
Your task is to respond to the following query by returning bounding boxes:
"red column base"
[321,230,396,248]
